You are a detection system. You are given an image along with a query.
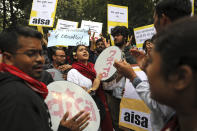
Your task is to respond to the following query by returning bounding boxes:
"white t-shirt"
[67,69,92,90]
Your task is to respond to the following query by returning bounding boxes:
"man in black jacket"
[0,26,90,131]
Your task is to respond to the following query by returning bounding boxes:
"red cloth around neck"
[0,63,48,99]
[72,61,96,82]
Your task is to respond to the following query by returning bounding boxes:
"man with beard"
[102,26,129,131]
[0,26,90,131]
[46,47,72,80]
[89,38,106,64]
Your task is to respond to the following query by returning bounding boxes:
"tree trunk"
[3,0,6,30]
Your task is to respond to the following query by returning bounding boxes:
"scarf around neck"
[72,61,96,82]
[0,63,48,99]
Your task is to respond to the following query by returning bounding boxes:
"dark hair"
[96,38,104,45]
[143,39,151,53]
[71,45,87,63]
[51,47,65,56]
[0,26,42,54]
[155,0,192,22]
[154,16,197,80]
[111,26,129,40]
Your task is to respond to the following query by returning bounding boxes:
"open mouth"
[33,65,43,72]
[83,54,88,57]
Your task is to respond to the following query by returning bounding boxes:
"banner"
[107,4,128,46]
[47,29,89,47]
[29,0,58,27]
[119,66,152,131]
[134,24,156,50]
[81,20,103,40]
[56,19,78,30]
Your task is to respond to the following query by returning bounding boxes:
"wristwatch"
[89,88,96,95]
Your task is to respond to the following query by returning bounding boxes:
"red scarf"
[72,61,96,82]
[0,63,48,99]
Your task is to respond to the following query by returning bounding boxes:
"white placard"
[32,0,57,11]
[108,5,128,23]
[47,29,89,47]
[29,0,58,27]
[56,19,78,30]
[81,20,103,40]
[45,81,100,131]
[134,25,156,49]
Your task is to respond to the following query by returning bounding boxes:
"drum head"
[45,81,100,131]
[94,46,122,81]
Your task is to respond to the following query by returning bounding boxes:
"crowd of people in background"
[0,0,196,131]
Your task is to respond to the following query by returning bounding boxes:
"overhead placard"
[107,4,128,46]
[134,24,156,50]
[108,5,128,23]
[47,29,89,47]
[56,19,78,30]
[29,0,58,27]
[119,66,152,131]
[81,20,103,40]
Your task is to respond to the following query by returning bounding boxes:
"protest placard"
[108,4,128,23]
[56,19,78,30]
[47,28,89,47]
[107,4,128,46]
[29,0,58,27]
[81,20,103,40]
[134,24,156,50]
[45,81,100,131]
[119,67,152,131]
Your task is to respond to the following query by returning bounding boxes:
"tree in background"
[0,0,196,33]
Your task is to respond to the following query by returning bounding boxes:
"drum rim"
[94,46,123,82]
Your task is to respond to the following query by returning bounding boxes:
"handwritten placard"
[45,81,100,131]
[47,29,89,47]
[94,46,122,81]
[134,24,156,49]
[108,4,128,23]
[81,20,103,40]
[56,19,78,30]
[29,0,58,27]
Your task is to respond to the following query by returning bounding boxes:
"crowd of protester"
[0,0,196,131]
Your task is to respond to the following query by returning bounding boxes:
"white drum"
[94,46,122,81]
[45,81,100,131]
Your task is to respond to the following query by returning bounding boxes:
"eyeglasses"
[15,49,44,58]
